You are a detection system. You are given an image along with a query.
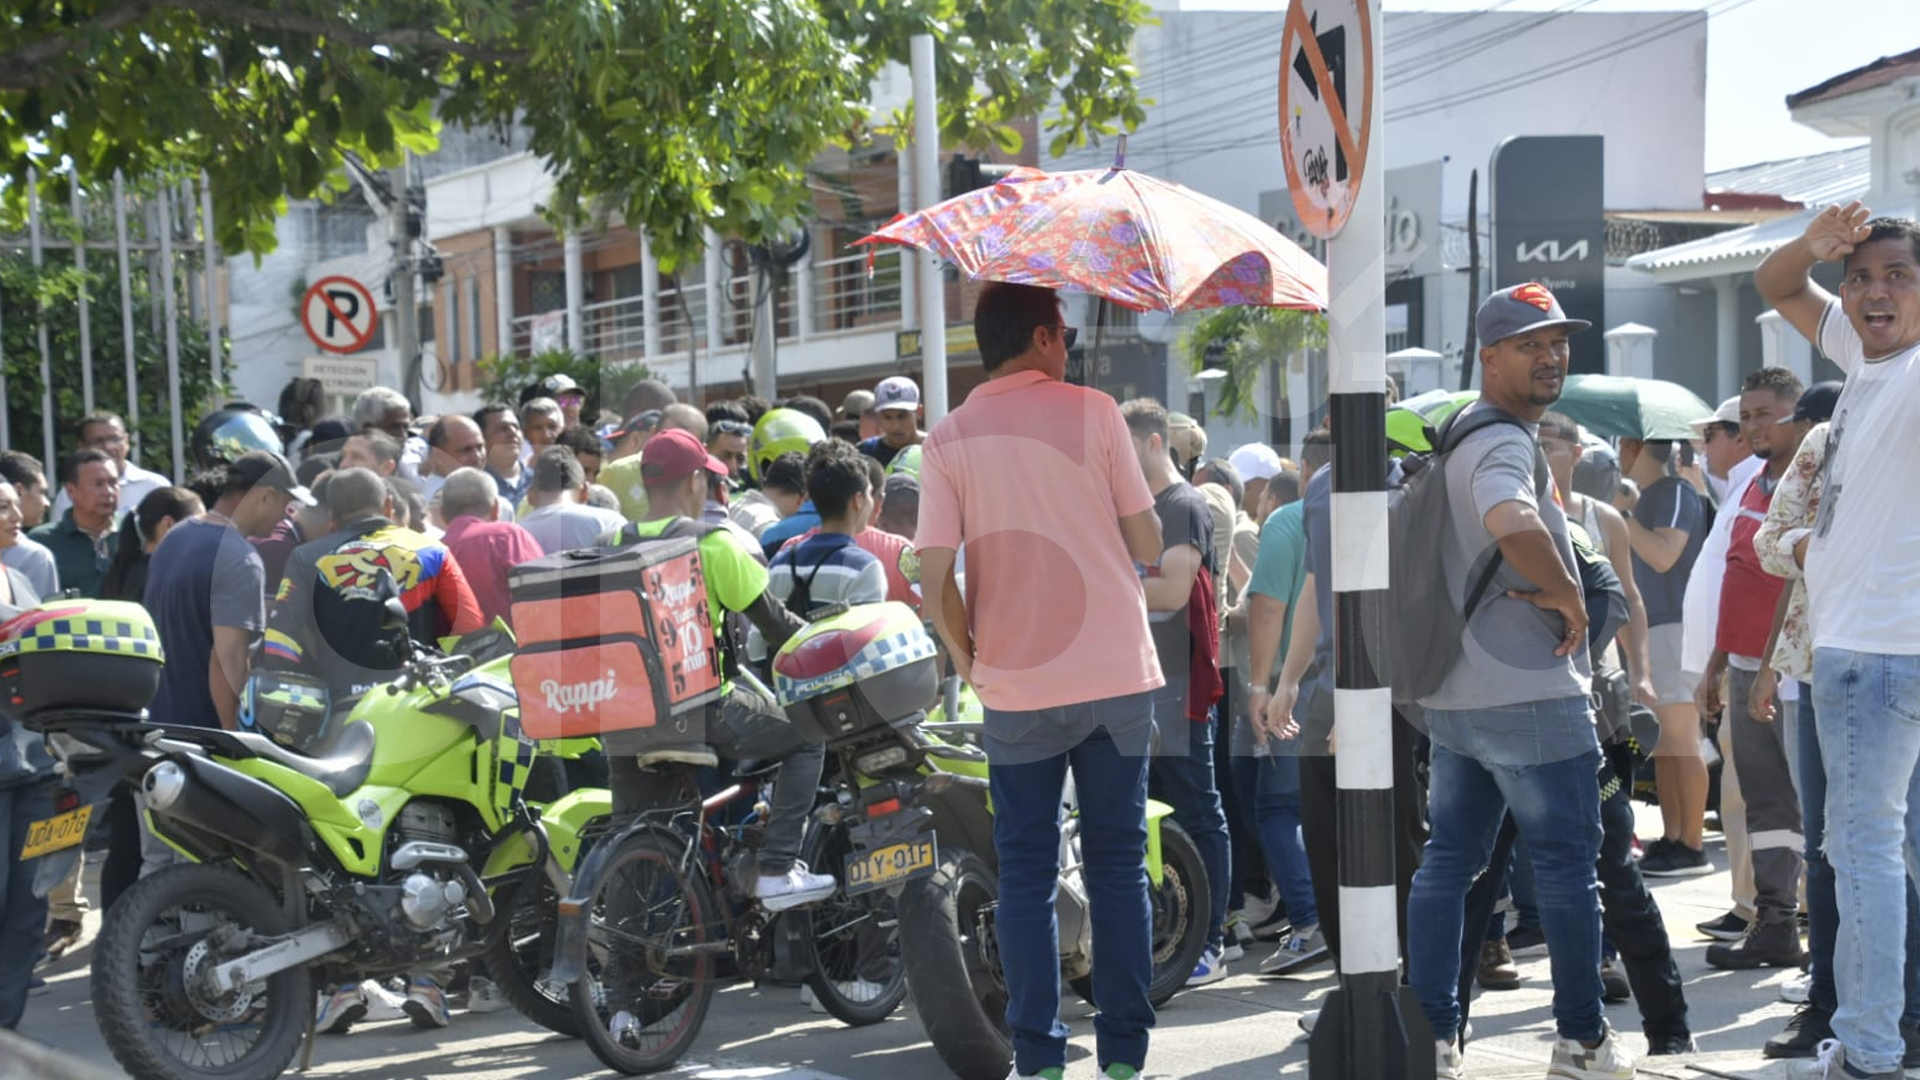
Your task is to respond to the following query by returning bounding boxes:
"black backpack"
[1373,406,1552,705]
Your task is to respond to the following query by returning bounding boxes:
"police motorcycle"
[9,596,608,1080]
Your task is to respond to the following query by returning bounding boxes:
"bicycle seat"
[218,721,377,797]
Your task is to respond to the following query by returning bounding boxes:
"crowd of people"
[1,203,1916,1080]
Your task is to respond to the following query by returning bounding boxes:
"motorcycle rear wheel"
[897,847,1012,1080]
[570,831,718,1074]
[92,863,308,1080]
[794,818,909,1026]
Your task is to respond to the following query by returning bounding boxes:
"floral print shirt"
[1753,422,1827,681]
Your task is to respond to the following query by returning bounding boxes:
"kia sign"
[1491,135,1606,374]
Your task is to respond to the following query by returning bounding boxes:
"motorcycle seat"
[223,721,377,797]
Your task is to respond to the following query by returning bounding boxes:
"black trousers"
[1297,705,1428,966]
[1455,752,1689,1042]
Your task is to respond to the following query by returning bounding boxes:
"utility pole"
[391,153,422,409]
[910,33,948,424]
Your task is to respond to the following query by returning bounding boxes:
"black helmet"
[191,404,286,469]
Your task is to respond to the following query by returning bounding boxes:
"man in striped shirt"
[767,441,885,619]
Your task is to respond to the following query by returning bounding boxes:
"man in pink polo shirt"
[919,282,1165,1080]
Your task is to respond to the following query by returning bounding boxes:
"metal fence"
[0,168,222,480]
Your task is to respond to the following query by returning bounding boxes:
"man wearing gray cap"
[1402,284,1632,1080]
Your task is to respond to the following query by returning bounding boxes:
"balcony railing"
[506,243,904,362]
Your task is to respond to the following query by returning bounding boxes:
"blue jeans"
[1411,696,1604,1043]
[1249,748,1317,928]
[1795,686,1920,1021]
[1814,648,1920,1073]
[1,780,55,1029]
[985,693,1156,1076]
[1149,681,1232,950]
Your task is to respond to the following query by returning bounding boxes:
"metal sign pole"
[1301,0,1429,1074]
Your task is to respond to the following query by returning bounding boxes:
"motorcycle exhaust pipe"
[147,755,310,871]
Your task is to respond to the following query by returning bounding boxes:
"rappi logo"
[541,669,619,715]
[1509,282,1559,313]
[318,541,424,601]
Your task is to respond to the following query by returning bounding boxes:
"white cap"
[873,376,921,413]
[1689,396,1741,433]
[1228,442,1284,482]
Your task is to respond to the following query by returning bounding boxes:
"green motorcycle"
[11,602,607,1080]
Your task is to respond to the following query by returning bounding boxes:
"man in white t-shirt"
[1758,203,1920,1080]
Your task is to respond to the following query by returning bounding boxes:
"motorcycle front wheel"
[1068,817,1212,1009]
[896,847,1011,1080]
[92,863,308,1080]
[484,870,579,1037]
[570,830,718,1074]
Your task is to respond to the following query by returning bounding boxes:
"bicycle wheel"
[570,830,719,1074]
[795,819,908,1026]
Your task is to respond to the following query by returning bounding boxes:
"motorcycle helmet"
[191,404,286,469]
[749,408,826,484]
[886,443,923,479]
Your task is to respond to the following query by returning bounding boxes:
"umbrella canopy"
[1553,375,1713,442]
[855,165,1327,314]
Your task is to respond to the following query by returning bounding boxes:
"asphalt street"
[10,805,1877,1079]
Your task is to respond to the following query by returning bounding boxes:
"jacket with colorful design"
[260,517,484,697]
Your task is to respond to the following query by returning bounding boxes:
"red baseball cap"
[640,428,729,482]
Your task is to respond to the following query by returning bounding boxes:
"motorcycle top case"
[0,599,165,722]
[508,534,722,740]
[772,601,939,745]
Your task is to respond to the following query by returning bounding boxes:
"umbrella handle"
[1114,134,1127,171]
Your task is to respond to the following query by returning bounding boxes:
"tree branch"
[0,0,527,91]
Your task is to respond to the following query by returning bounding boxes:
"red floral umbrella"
[854,161,1327,313]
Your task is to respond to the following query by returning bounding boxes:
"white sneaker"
[315,984,366,1034]
[756,863,836,912]
[362,979,406,1022]
[1780,970,1813,1004]
[1547,1025,1636,1080]
[1436,1037,1464,1080]
[467,975,507,1014]
[1221,941,1245,962]
[835,978,888,1003]
[1784,1038,1903,1079]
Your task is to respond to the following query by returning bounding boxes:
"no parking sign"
[300,276,380,354]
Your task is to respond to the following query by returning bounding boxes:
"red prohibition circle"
[301,275,380,354]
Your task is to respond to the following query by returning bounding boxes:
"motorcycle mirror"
[382,595,409,634]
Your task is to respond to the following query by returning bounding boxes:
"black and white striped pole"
[1281,0,1431,1075]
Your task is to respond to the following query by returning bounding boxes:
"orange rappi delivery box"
[507,533,722,740]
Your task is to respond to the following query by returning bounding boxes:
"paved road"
[14,807,1845,1078]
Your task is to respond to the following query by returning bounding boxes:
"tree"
[2,0,1152,266]
[1181,307,1326,422]
[0,255,223,480]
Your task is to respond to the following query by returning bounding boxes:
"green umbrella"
[1554,375,1713,441]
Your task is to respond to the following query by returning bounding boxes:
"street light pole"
[910,33,948,424]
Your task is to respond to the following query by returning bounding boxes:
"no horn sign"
[301,276,380,354]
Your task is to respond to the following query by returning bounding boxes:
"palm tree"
[1180,307,1327,421]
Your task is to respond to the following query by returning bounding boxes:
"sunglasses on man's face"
[1056,325,1079,350]
[713,420,753,436]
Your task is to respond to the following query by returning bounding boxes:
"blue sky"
[1185,0,1920,170]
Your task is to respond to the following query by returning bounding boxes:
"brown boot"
[1477,939,1520,990]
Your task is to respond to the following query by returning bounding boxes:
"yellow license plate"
[842,836,937,896]
[21,806,92,860]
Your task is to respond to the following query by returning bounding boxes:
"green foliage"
[1182,307,1327,422]
[2,0,1151,269]
[475,350,654,423]
[0,255,225,480]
